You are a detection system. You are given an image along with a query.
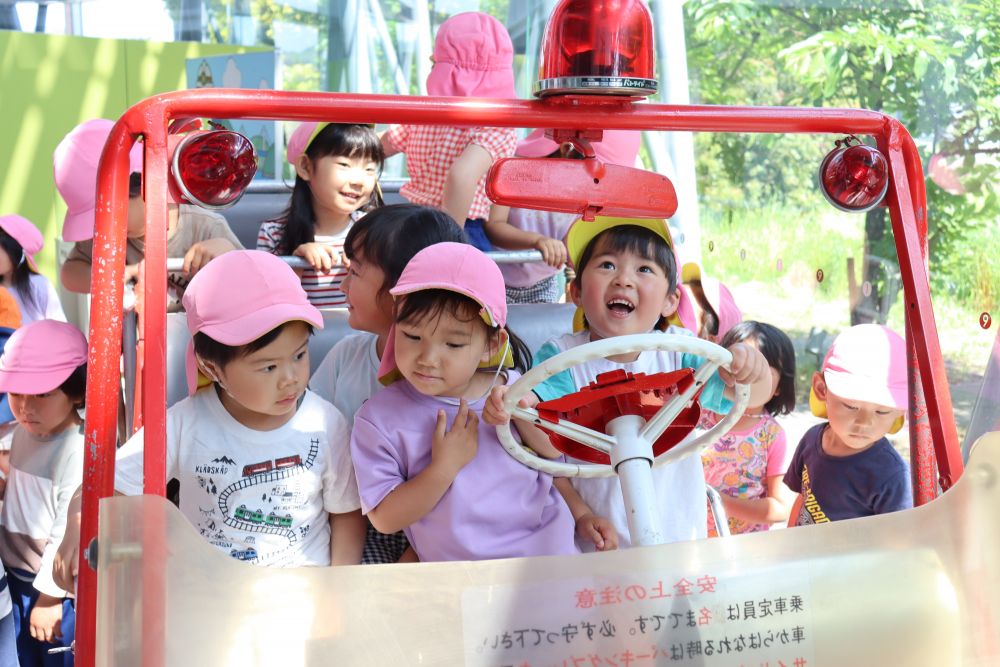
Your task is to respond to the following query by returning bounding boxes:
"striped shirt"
[256,218,352,308]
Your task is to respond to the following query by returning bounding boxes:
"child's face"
[813,372,903,455]
[9,389,80,437]
[393,301,498,399]
[571,238,679,341]
[297,153,378,221]
[341,249,394,336]
[202,321,312,430]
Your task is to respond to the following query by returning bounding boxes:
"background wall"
[0,30,262,284]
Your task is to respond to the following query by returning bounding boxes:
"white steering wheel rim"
[496,333,750,478]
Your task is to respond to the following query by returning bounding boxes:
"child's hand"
[29,594,63,644]
[53,523,80,594]
[576,513,618,551]
[431,400,478,476]
[719,342,769,387]
[534,235,568,268]
[294,243,342,272]
[483,386,539,426]
[183,238,236,276]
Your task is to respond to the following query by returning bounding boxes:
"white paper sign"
[463,563,815,667]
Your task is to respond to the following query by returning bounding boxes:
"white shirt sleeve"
[319,401,361,515]
[42,278,67,322]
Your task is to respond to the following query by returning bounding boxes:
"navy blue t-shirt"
[783,423,913,525]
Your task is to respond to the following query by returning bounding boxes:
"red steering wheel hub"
[535,369,702,464]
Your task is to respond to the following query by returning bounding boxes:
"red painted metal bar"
[883,121,962,493]
[77,89,961,666]
[77,119,133,667]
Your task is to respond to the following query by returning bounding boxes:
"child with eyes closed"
[349,243,578,562]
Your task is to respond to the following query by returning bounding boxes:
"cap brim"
[566,217,673,270]
[389,282,501,327]
[62,208,96,242]
[823,369,907,411]
[0,365,77,395]
[516,130,559,158]
[196,302,324,346]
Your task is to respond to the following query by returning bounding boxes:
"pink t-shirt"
[701,413,788,535]
[351,373,578,562]
[498,209,577,288]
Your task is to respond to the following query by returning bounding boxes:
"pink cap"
[516,128,642,167]
[182,250,324,394]
[54,119,144,243]
[377,242,507,382]
[0,215,44,271]
[0,320,87,395]
[677,263,742,340]
[286,121,324,165]
[426,12,515,99]
[821,324,907,410]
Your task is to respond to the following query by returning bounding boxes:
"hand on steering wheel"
[495,333,751,478]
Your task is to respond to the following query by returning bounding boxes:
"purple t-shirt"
[783,423,912,525]
[351,374,578,562]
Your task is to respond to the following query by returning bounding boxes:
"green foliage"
[684,0,1000,312]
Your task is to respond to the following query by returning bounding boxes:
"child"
[55,118,242,295]
[0,319,87,664]
[381,12,517,251]
[350,242,578,562]
[309,203,465,563]
[784,323,912,525]
[701,321,797,535]
[0,215,66,323]
[257,122,384,307]
[486,129,642,304]
[114,250,366,566]
[676,262,742,343]
[485,217,771,551]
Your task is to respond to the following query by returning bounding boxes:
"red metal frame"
[79,89,963,666]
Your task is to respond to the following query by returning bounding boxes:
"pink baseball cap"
[820,324,907,410]
[426,12,515,99]
[286,122,325,165]
[54,118,144,243]
[516,128,642,167]
[182,250,323,394]
[377,242,511,383]
[0,215,44,271]
[676,263,742,340]
[0,320,87,395]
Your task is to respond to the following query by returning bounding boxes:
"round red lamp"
[818,138,889,213]
[171,130,257,209]
[534,0,658,97]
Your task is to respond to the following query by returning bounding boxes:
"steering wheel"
[495,333,750,478]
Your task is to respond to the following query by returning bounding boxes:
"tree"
[685,0,1000,317]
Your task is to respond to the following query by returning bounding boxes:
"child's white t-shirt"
[533,326,732,550]
[310,332,381,430]
[115,388,360,567]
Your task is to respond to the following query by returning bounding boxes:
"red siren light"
[170,130,257,209]
[534,0,658,98]
[818,137,889,213]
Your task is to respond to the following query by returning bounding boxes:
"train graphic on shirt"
[209,442,320,565]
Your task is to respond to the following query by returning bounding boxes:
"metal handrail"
[164,249,546,272]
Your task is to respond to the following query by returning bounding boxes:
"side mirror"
[486,157,677,220]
